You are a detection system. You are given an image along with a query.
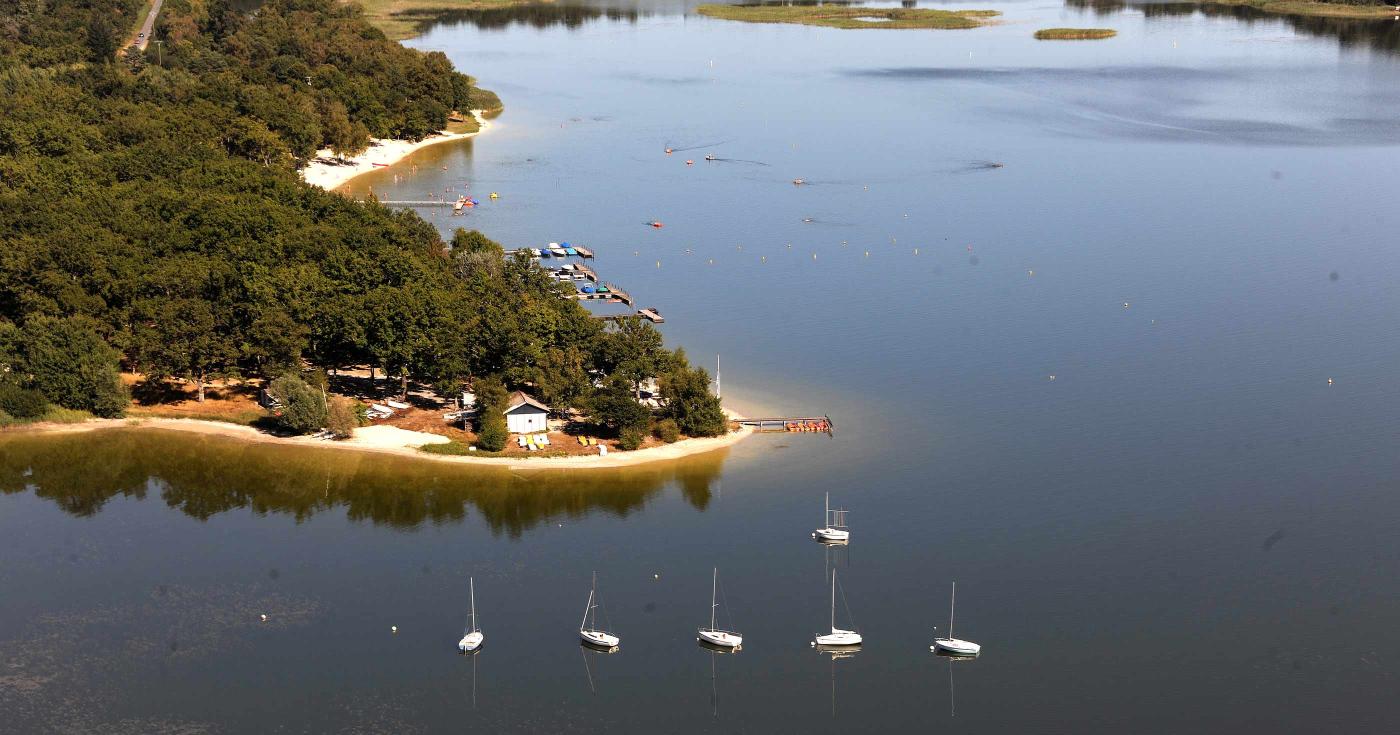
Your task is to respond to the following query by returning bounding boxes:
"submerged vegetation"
[0,0,726,444]
[1035,27,1118,39]
[695,4,999,30]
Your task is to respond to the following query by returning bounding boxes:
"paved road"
[132,0,163,51]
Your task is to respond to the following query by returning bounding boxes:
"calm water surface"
[6,2,1400,731]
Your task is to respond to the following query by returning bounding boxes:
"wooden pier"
[376,200,456,207]
[737,415,834,436]
[593,307,665,324]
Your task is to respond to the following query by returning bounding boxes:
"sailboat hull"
[697,629,742,648]
[580,630,620,648]
[812,528,850,542]
[933,638,980,656]
[814,629,862,647]
[458,631,484,652]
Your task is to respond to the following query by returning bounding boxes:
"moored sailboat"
[697,568,742,649]
[458,577,483,653]
[813,569,862,647]
[579,572,620,649]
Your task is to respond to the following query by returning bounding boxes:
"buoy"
[260,614,268,622]
[654,573,660,579]
[1123,302,1130,309]
[656,260,661,268]
[1328,377,1334,385]
[1028,269,1034,276]
[391,626,398,633]
[1048,375,1056,381]
[914,248,919,255]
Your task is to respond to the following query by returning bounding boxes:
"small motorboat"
[665,147,674,154]
[704,154,716,161]
[792,178,805,185]
[489,192,500,199]
[686,159,694,165]
[648,221,664,228]
[931,582,981,656]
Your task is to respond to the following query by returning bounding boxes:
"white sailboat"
[931,581,981,656]
[812,492,850,543]
[579,572,620,649]
[813,569,862,647]
[458,577,484,652]
[697,568,742,649]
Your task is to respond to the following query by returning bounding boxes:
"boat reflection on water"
[0,427,731,536]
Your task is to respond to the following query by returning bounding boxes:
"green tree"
[591,373,651,435]
[595,320,666,396]
[659,364,727,437]
[134,298,238,402]
[451,228,504,256]
[268,373,325,434]
[477,408,507,451]
[15,317,128,417]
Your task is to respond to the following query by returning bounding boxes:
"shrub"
[477,409,508,452]
[325,396,358,439]
[268,373,326,434]
[0,383,49,419]
[618,427,644,451]
[653,418,680,443]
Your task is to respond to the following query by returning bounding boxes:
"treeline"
[0,0,725,439]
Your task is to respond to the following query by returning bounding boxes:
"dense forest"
[0,0,725,440]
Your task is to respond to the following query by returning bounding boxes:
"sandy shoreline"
[300,110,491,191]
[7,417,755,471]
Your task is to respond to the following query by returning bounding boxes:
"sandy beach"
[9,417,755,471]
[300,110,491,191]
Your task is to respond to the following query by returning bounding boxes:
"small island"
[1034,28,1118,40]
[695,4,1000,30]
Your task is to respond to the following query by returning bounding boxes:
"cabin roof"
[503,391,549,414]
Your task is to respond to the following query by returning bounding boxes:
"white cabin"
[503,391,549,434]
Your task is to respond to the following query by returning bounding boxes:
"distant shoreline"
[5,417,755,471]
[300,110,491,192]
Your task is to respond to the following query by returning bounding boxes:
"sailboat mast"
[824,492,830,526]
[949,581,956,638]
[470,577,478,633]
[830,569,837,631]
[581,588,594,631]
[710,568,718,629]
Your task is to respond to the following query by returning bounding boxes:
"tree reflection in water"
[0,428,727,536]
[1066,0,1400,55]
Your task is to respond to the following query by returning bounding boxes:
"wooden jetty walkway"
[736,415,834,436]
[593,308,665,324]
[568,283,633,306]
[376,200,456,207]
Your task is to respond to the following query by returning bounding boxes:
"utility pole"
[153,39,162,66]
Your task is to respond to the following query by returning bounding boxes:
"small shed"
[503,391,549,434]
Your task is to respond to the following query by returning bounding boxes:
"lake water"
[6,1,1400,731]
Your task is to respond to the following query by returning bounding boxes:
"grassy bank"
[1035,27,1118,39]
[694,4,1000,30]
[351,0,551,40]
[1206,0,1400,19]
